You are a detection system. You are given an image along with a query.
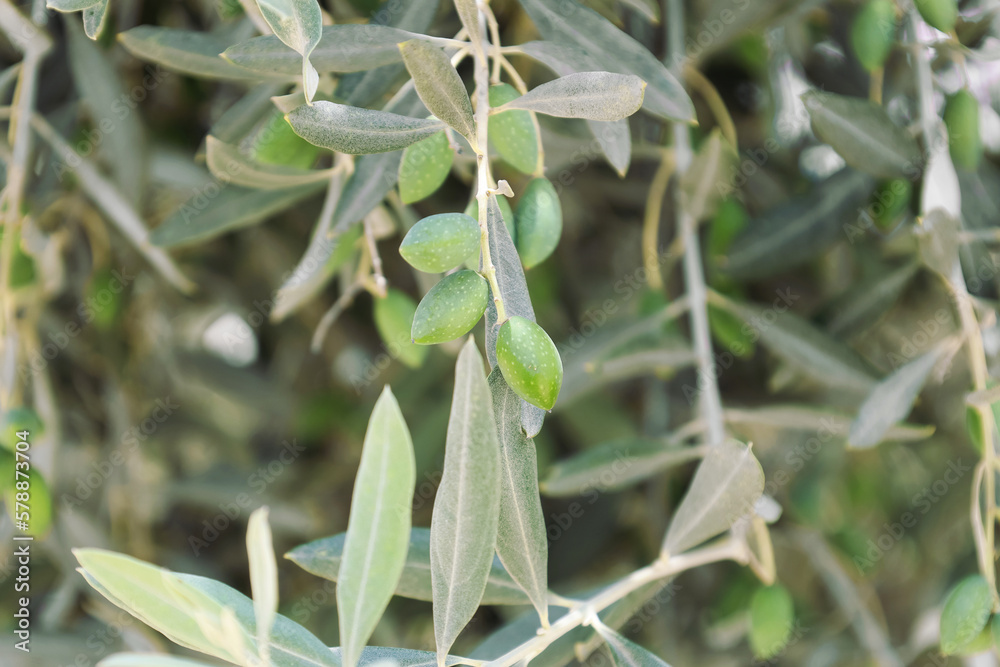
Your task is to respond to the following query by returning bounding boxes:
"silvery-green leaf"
[517,0,693,122]
[918,209,960,279]
[329,646,469,667]
[287,101,444,154]
[337,387,416,667]
[336,0,440,107]
[541,439,703,497]
[588,119,631,176]
[82,0,109,39]
[488,368,549,626]
[75,549,338,667]
[431,340,502,664]
[662,440,764,555]
[453,0,483,50]
[678,129,734,222]
[921,144,962,219]
[67,21,144,202]
[150,182,325,248]
[246,507,278,665]
[254,0,322,101]
[271,224,362,322]
[711,294,878,394]
[618,0,660,22]
[802,91,921,179]
[848,347,946,449]
[287,528,530,605]
[724,169,873,279]
[596,624,672,667]
[98,656,221,667]
[209,85,283,145]
[496,72,645,122]
[118,26,272,80]
[222,24,417,76]
[512,41,633,173]
[482,196,545,434]
[723,405,935,442]
[47,0,99,11]
[399,39,476,143]
[826,262,920,337]
[205,137,332,190]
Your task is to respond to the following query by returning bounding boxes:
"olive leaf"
[99,655,223,667]
[222,24,417,76]
[253,0,323,101]
[329,646,471,667]
[488,367,550,626]
[541,439,703,497]
[661,440,764,555]
[118,26,270,80]
[431,339,502,665]
[337,387,416,667]
[940,575,993,655]
[453,0,483,50]
[47,0,102,10]
[596,622,672,667]
[205,136,332,190]
[287,102,445,154]
[82,0,109,38]
[848,345,947,449]
[399,39,477,144]
[246,507,278,665]
[802,91,922,179]
[494,72,646,122]
[921,144,962,219]
[517,0,693,122]
[286,528,530,605]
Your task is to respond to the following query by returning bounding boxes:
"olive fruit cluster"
[393,207,564,410]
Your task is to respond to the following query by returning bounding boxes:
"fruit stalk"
[472,0,507,324]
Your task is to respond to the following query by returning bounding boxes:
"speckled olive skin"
[515,178,562,269]
[400,213,481,274]
[411,270,489,344]
[496,316,563,410]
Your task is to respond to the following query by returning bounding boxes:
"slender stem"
[473,1,506,324]
[667,0,726,447]
[683,65,737,147]
[641,149,676,291]
[363,216,386,298]
[484,539,747,667]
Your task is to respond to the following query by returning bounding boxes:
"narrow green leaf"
[337,387,416,667]
[82,1,110,39]
[150,182,325,248]
[848,346,946,449]
[588,119,632,176]
[48,0,100,10]
[496,72,645,122]
[247,507,278,666]
[662,440,764,555]
[453,0,483,50]
[222,24,417,75]
[286,528,530,605]
[489,83,539,175]
[271,224,362,323]
[254,0,323,100]
[75,549,338,667]
[117,26,272,80]
[802,91,922,179]
[488,367,549,626]
[711,293,878,394]
[826,262,920,337]
[399,131,454,204]
[723,169,873,280]
[67,20,145,203]
[723,405,935,442]
[287,101,445,154]
[329,646,470,667]
[431,340,502,664]
[541,439,703,497]
[517,0,693,122]
[749,584,795,660]
[596,624,672,666]
[483,195,546,436]
[399,39,476,143]
[205,136,332,190]
[618,0,660,22]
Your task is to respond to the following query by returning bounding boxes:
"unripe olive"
[871,178,912,231]
[374,289,428,369]
[0,407,44,452]
[496,316,563,410]
[851,0,896,72]
[749,584,794,660]
[489,83,539,175]
[253,111,321,169]
[399,131,454,204]
[940,574,993,654]
[400,213,480,274]
[411,270,489,344]
[709,305,755,360]
[915,0,957,33]
[944,89,982,172]
[515,178,562,269]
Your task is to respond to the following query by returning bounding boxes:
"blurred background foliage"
[1,0,1000,665]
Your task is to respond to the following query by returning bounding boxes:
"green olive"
[489,83,539,175]
[944,89,982,172]
[515,178,562,269]
[399,131,454,204]
[749,584,794,660]
[496,316,563,410]
[940,574,993,654]
[850,0,896,72]
[400,213,480,274]
[914,0,957,33]
[411,270,489,344]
